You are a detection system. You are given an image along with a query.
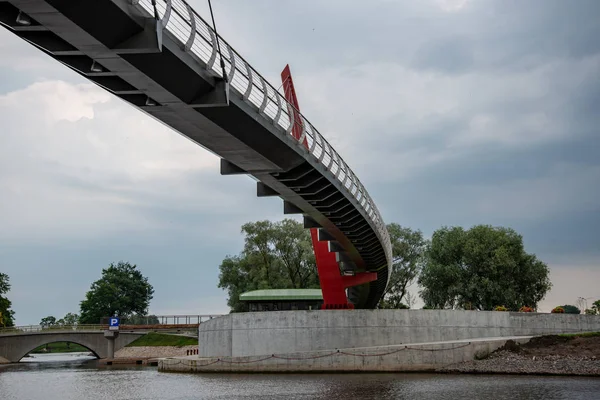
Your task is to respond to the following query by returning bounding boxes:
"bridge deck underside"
[0,0,389,308]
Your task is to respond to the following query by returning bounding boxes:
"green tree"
[418,225,552,311]
[559,305,581,314]
[54,313,79,326]
[593,300,600,314]
[62,312,79,325]
[79,261,154,324]
[218,219,319,312]
[124,315,160,325]
[0,273,15,327]
[40,316,57,327]
[377,224,428,309]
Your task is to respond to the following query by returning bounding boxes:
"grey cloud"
[197,0,600,77]
[1,0,599,323]
[411,35,474,74]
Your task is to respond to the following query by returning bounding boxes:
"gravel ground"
[440,351,600,376]
[114,345,197,359]
[439,335,600,376]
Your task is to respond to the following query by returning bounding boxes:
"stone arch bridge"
[0,330,143,363]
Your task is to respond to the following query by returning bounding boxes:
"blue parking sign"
[109,317,120,330]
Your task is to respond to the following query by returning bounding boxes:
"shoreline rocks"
[439,335,600,377]
[439,351,600,376]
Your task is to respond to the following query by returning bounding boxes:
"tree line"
[39,261,155,326]
[0,262,154,328]
[0,272,15,327]
[1,219,595,327]
[219,219,557,312]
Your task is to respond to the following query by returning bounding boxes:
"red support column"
[280,65,375,309]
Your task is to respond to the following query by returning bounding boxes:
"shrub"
[494,305,508,312]
[559,305,581,314]
[551,306,565,314]
[519,306,534,313]
[584,309,598,315]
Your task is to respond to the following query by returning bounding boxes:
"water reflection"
[1,354,599,400]
[21,352,96,363]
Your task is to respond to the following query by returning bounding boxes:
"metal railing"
[0,325,106,335]
[0,315,222,335]
[130,0,392,271]
[99,314,222,325]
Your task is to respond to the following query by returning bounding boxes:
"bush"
[552,306,565,314]
[584,309,598,315]
[559,305,581,314]
[519,306,534,313]
[494,305,508,312]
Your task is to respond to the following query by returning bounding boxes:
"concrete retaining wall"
[199,310,600,358]
[160,336,532,373]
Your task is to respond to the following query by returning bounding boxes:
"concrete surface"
[199,310,600,358]
[0,331,143,362]
[115,345,197,359]
[159,336,534,373]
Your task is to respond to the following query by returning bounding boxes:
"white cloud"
[435,0,471,12]
[0,81,110,123]
[0,80,233,242]
[0,0,598,323]
[292,52,600,187]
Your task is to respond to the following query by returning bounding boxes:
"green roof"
[239,289,323,301]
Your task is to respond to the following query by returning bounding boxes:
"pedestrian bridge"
[0,326,143,362]
[0,0,393,308]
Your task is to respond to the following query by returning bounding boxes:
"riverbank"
[115,345,197,359]
[103,333,198,364]
[439,333,600,376]
[124,332,197,347]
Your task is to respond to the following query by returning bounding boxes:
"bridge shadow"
[20,341,99,362]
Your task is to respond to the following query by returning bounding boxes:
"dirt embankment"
[440,335,600,376]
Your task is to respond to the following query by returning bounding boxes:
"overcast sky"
[1,0,599,324]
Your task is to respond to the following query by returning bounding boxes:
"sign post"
[104,317,120,359]
[109,317,120,331]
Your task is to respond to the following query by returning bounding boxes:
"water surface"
[1,353,599,399]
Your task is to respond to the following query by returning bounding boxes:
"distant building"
[239,289,323,311]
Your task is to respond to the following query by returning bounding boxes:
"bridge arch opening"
[20,341,100,362]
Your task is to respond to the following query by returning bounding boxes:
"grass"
[126,332,198,347]
[558,332,600,339]
[30,342,89,354]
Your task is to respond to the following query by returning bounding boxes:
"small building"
[239,289,323,312]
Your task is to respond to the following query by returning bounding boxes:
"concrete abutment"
[159,310,600,373]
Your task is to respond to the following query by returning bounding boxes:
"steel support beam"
[220,159,246,175]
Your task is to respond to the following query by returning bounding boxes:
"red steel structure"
[281,65,377,309]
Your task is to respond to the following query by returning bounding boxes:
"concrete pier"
[158,309,600,373]
[197,310,600,358]
[159,336,533,373]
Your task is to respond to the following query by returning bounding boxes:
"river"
[1,353,599,399]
